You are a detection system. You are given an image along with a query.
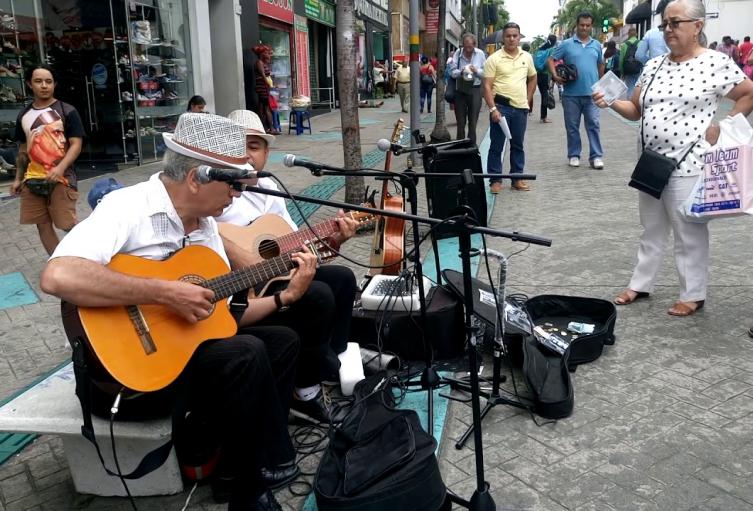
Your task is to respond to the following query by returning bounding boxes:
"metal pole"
[409,0,420,149]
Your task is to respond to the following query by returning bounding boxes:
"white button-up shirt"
[51,173,229,266]
[215,177,297,230]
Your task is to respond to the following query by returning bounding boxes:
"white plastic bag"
[681,114,753,221]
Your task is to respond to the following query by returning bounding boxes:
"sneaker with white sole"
[591,158,604,169]
[568,157,580,167]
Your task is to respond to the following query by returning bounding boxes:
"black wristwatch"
[273,291,289,312]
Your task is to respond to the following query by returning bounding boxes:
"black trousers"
[253,265,357,387]
[86,330,299,504]
[537,73,550,120]
[453,87,482,146]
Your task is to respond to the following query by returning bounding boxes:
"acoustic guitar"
[369,119,406,275]
[73,243,336,393]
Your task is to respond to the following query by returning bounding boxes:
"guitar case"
[314,373,446,511]
[524,295,617,370]
[522,334,574,419]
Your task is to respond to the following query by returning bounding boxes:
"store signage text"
[258,0,294,24]
[305,0,335,27]
[355,0,388,28]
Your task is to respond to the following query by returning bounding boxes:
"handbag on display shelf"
[682,113,753,221]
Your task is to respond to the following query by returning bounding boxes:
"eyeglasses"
[658,18,699,31]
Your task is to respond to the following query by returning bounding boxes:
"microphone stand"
[232,178,551,511]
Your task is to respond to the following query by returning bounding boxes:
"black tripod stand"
[236,170,551,510]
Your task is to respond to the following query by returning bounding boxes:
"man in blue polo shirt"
[548,11,605,169]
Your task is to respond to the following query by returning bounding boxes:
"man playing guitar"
[41,113,304,510]
[218,110,358,425]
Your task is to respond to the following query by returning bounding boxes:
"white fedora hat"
[162,113,252,170]
[227,109,275,146]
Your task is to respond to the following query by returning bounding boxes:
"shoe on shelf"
[568,157,580,167]
[290,390,330,424]
[511,180,531,191]
[0,155,15,171]
[261,459,300,490]
[489,182,503,194]
[591,158,604,169]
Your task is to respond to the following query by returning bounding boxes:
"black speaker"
[423,141,488,240]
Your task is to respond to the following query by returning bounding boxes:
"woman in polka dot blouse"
[593,0,753,317]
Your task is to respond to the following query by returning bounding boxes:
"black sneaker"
[261,460,300,490]
[290,390,330,424]
[256,489,283,511]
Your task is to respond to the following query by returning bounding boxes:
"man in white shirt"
[41,113,306,509]
[218,110,358,425]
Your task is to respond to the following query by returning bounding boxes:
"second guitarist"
[217,110,358,425]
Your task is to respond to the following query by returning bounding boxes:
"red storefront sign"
[258,0,294,24]
[294,15,311,97]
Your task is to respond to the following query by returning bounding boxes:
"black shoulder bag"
[629,56,701,199]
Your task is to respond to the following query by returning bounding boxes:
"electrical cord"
[109,390,138,511]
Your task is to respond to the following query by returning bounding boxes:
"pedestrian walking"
[593,0,753,317]
[482,21,537,193]
[548,11,605,169]
[419,56,436,113]
[450,33,486,145]
[395,62,410,113]
[620,27,642,98]
[534,34,558,123]
[636,0,671,63]
[10,64,84,256]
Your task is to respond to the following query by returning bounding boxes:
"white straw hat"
[227,109,275,146]
[162,113,252,170]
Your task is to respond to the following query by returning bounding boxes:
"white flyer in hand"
[499,116,512,141]
[591,70,628,105]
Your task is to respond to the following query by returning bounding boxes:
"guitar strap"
[70,336,175,480]
[68,289,249,482]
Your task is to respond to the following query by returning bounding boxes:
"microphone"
[376,138,472,156]
[195,165,271,183]
[282,154,348,173]
[376,138,402,154]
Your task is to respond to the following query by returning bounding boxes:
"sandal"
[613,290,649,305]
[667,300,705,317]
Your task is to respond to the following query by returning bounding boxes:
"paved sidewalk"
[1,94,753,510]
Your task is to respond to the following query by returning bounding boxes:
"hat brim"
[245,129,275,146]
[162,132,253,171]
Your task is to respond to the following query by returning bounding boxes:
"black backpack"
[314,374,446,511]
[622,41,643,75]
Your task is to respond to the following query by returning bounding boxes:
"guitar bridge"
[126,305,157,355]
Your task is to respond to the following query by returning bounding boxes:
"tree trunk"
[337,0,365,204]
[430,0,451,142]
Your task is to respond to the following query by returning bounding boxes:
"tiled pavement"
[1,94,753,510]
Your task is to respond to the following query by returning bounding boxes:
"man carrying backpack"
[534,34,557,123]
[620,27,642,99]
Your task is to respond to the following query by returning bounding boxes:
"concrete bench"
[0,363,183,497]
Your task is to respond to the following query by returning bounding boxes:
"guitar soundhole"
[259,239,281,259]
[180,274,215,316]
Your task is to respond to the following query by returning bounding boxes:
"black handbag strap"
[640,55,702,167]
[71,337,174,480]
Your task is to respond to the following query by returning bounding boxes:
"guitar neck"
[205,253,296,300]
[277,218,340,252]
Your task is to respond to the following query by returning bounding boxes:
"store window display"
[260,26,292,125]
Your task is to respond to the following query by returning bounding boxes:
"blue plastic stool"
[271,111,281,133]
[288,109,312,135]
